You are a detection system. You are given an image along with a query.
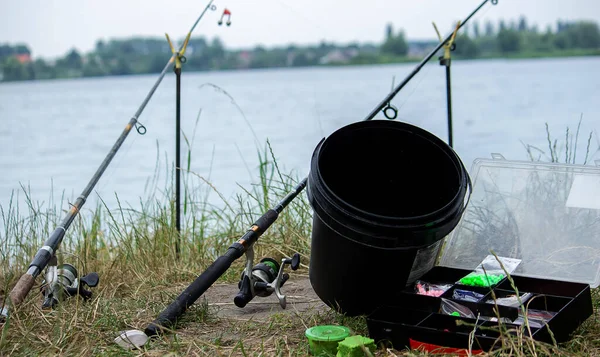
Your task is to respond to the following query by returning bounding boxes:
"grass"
[0,118,599,356]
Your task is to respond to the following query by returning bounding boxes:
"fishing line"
[180,83,260,210]
[93,128,141,201]
[197,83,259,145]
[94,106,177,208]
[234,142,255,187]
[389,2,495,114]
[394,61,436,113]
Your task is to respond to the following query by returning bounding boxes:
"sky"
[2,0,600,59]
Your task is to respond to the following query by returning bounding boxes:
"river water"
[1,57,599,216]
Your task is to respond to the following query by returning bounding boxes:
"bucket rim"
[314,120,469,224]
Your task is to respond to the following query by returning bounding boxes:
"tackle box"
[366,154,600,353]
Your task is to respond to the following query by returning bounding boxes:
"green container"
[336,335,376,357]
[305,325,350,356]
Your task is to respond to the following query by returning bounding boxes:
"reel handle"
[234,275,254,307]
[66,272,100,300]
[80,272,99,288]
[65,286,93,300]
[284,253,301,271]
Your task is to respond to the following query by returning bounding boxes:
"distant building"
[286,52,295,67]
[407,40,438,57]
[319,49,359,65]
[14,53,32,64]
[237,51,252,67]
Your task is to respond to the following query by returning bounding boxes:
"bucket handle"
[458,160,473,215]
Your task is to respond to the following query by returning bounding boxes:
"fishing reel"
[40,259,99,309]
[234,246,301,309]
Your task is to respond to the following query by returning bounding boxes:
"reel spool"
[40,262,100,309]
[234,250,301,309]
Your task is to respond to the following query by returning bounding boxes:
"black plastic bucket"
[307,120,471,316]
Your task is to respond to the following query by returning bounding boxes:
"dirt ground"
[201,275,329,321]
[154,276,339,355]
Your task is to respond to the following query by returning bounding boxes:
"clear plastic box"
[439,153,600,287]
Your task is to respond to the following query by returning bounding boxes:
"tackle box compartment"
[366,155,600,353]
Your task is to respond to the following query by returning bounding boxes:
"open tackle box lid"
[439,153,600,288]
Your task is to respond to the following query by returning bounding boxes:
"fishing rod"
[147,181,305,332]
[114,181,306,348]
[113,0,498,348]
[6,0,218,313]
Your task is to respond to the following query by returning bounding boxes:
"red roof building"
[15,53,31,64]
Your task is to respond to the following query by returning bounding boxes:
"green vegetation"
[1,16,599,82]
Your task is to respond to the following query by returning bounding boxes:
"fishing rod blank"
[130,0,498,344]
[8,0,217,308]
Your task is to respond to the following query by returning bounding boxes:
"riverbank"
[2,128,600,356]
[1,49,599,84]
[2,167,600,356]
[335,48,600,67]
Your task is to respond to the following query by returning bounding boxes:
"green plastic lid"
[305,325,350,342]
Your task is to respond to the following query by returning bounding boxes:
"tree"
[188,37,208,54]
[148,54,169,72]
[381,30,408,56]
[2,57,30,81]
[0,45,14,59]
[82,55,107,77]
[453,34,479,58]
[554,32,571,49]
[119,41,135,55]
[530,24,539,34]
[385,23,393,40]
[210,37,225,60]
[485,20,494,36]
[33,58,55,79]
[498,20,507,32]
[15,44,31,55]
[566,21,600,49]
[497,29,521,53]
[578,22,600,48]
[110,57,132,75]
[472,20,480,38]
[345,42,360,51]
[292,53,312,67]
[95,40,106,52]
[64,49,83,69]
[518,16,528,32]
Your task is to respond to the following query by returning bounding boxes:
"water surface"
[1,57,598,216]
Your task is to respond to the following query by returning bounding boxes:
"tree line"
[1,16,599,82]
